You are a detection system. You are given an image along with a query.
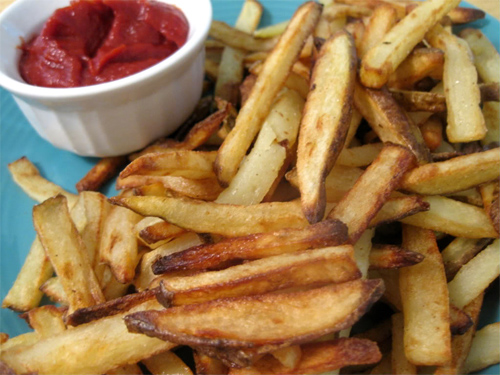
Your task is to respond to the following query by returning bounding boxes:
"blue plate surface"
[0,1,498,373]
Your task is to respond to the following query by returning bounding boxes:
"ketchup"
[19,0,189,88]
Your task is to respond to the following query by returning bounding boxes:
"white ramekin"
[0,0,212,157]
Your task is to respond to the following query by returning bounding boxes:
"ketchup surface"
[19,0,189,88]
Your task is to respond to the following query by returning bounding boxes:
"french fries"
[2,0,500,373]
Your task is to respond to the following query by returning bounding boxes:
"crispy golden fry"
[120,150,217,180]
[143,350,193,375]
[463,322,500,374]
[387,48,444,89]
[391,312,417,374]
[137,219,187,248]
[400,195,499,238]
[360,0,460,88]
[229,338,382,375]
[447,239,500,309]
[368,244,424,270]
[399,225,451,366]
[359,4,398,58]
[110,196,309,237]
[270,345,302,370]
[214,2,322,186]
[39,276,66,304]
[216,89,304,205]
[353,82,431,163]
[399,148,500,195]
[327,143,416,243]
[8,157,78,206]
[76,156,127,192]
[434,293,483,375]
[209,21,278,52]
[0,299,174,374]
[254,20,289,38]
[297,30,356,223]
[441,237,492,281]
[427,24,486,142]
[215,0,263,105]
[125,280,384,350]
[24,305,66,338]
[152,220,348,274]
[337,143,385,168]
[33,195,105,314]
[420,115,443,151]
[105,364,143,375]
[156,246,360,306]
[1,237,52,312]
[99,201,142,284]
[194,351,229,375]
[323,3,372,20]
[460,28,500,85]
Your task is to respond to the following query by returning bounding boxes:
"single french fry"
[327,143,416,243]
[359,4,398,58]
[463,322,500,374]
[24,305,66,338]
[7,157,78,206]
[33,195,105,314]
[297,30,357,223]
[137,219,187,249]
[151,220,348,275]
[1,237,53,312]
[479,181,500,236]
[337,143,384,168]
[481,102,500,147]
[399,148,500,195]
[214,2,322,186]
[447,239,500,309]
[369,244,424,270]
[400,195,499,238]
[441,237,492,281]
[209,21,278,52]
[427,24,486,142]
[39,276,67,304]
[420,115,443,151]
[460,28,500,85]
[76,156,127,192]
[399,225,451,366]
[360,0,460,88]
[254,21,289,38]
[125,280,384,351]
[353,81,431,164]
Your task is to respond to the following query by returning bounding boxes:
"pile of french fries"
[1,0,500,374]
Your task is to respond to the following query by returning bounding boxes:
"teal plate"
[0,0,498,373]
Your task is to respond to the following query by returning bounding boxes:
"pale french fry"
[1,237,53,312]
[33,195,105,314]
[359,4,398,58]
[209,21,278,52]
[479,180,500,235]
[434,293,484,375]
[387,48,444,89]
[369,194,431,228]
[270,345,302,370]
[463,322,500,374]
[400,195,499,238]
[460,28,500,85]
[0,331,39,352]
[427,24,486,142]
[391,313,417,374]
[142,350,194,375]
[125,280,384,351]
[215,0,263,105]
[214,2,322,186]
[39,276,67,304]
[110,196,309,237]
[399,148,500,195]
[441,237,492,281]
[24,305,66,338]
[399,225,451,366]
[360,0,460,88]
[0,299,174,374]
[353,81,431,164]
[7,157,78,207]
[155,246,360,306]
[229,338,382,375]
[323,3,372,20]
[99,201,143,284]
[137,219,187,249]
[447,239,500,309]
[151,220,348,275]
[254,21,289,38]
[76,156,127,192]
[296,30,357,223]
[481,102,500,147]
[216,88,304,205]
[327,143,416,243]
[337,143,384,167]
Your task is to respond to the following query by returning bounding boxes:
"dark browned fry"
[138,220,187,246]
[152,219,348,274]
[76,156,128,192]
[194,351,229,375]
[125,280,384,349]
[450,304,473,336]
[229,338,382,374]
[368,244,424,270]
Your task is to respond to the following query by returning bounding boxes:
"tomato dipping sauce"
[19,0,189,88]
